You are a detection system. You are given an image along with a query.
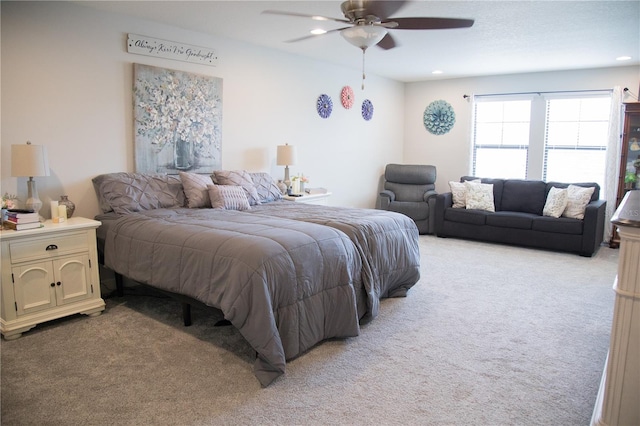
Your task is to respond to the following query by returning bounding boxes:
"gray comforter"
[104,208,362,387]
[248,202,421,318]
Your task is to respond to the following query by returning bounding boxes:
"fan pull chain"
[361,48,366,90]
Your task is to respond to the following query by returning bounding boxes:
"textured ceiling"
[79,0,640,82]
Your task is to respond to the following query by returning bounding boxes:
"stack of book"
[3,209,42,230]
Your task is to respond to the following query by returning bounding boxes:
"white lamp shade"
[11,143,50,177]
[341,25,388,49]
[277,144,297,166]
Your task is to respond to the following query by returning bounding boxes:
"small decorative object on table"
[277,180,288,195]
[2,193,19,227]
[291,174,309,194]
[59,195,75,218]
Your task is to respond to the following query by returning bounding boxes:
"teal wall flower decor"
[424,100,455,135]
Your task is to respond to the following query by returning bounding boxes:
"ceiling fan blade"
[363,0,409,20]
[262,10,350,24]
[284,27,350,44]
[376,32,397,50]
[389,17,475,30]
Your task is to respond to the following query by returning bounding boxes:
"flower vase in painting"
[174,138,194,170]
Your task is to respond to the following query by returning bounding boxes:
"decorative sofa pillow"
[179,172,213,208]
[212,170,261,206]
[543,187,568,218]
[207,184,251,211]
[449,179,480,208]
[464,181,495,212]
[562,185,595,219]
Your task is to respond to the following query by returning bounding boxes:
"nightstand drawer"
[9,232,89,263]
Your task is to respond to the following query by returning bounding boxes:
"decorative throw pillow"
[562,185,595,219]
[212,170,261,206]
[449,179,481,208]
[464,181,495,212]
[249,172,283,203]
[179,172,213,208]
[207,185,251,211]
[542,187,568,218]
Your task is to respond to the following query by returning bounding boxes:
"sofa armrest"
[581,199,606,256]
[379,190,395,210]
[434,192,453,236]
[423,189,438,203]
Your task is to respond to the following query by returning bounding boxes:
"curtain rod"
[463,88,614,99]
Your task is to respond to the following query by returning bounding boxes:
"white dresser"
[0,217,105,340]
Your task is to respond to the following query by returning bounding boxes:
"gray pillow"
[92,172,186,214]
[249,172,283,203]
[211,170,261,206]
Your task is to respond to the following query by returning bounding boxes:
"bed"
[93,171,420,386]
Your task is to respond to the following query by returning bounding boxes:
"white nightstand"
[283,192,332,205]
[0,217,105,340]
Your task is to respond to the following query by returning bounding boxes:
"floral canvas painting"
[134,64,222,173]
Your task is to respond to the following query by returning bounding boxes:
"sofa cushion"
[464,181,495,212]
[562,185,595,220]
[449,179,480,208]
[486,211,535,230]
[500,180,546,215]
[542,186,568,218]
[546,182,600,202]
[388,201,429,221]
[462,177,505,210]
[444,207,489,225]
[532,216,584,235]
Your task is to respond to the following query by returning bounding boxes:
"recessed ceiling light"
[310,29,327,35]
[432,70,443,74]
[616,56,632,61]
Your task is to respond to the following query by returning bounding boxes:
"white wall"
[404,66,640,194]
[1,1,405,219]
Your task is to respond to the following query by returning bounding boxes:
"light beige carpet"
[1,236,619,425]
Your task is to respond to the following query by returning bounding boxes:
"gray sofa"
[434,177,606,257]
[378,164,437,234]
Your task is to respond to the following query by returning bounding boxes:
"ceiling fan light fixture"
[340,24,387,50]
[310,28,327,35]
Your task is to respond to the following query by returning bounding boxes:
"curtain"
[603,86,623,243]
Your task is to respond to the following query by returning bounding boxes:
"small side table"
[283,192,332,205]
[0,217,105,340]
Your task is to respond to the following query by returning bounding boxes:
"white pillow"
[543,187,568,218]
[207,185,251,211]
[464,181,495,212]
[562,185,595,219]
[449,179,481,208]
[179,172,213,208]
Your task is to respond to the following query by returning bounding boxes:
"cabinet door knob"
[50,282,55,287]
[45,244,58,251]
[56,281,61,286]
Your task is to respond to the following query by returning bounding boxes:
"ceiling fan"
[263,0,474,50]
[263,0,474,88]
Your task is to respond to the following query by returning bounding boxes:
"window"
[471,91,612,195]
[472,99,532,179]
[543,96,611,186]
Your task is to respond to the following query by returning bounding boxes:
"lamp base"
[283,166,291,192]
[25,178,43,221]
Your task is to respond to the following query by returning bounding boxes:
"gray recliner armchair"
[378,164,437,234]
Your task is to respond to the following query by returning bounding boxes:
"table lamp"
[11,141,50,219]
[276,143,297,190]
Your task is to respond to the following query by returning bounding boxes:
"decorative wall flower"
[424,100,456,135]
[341,86,354,109]
[317,94,333,118]
[362,99,374,121]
